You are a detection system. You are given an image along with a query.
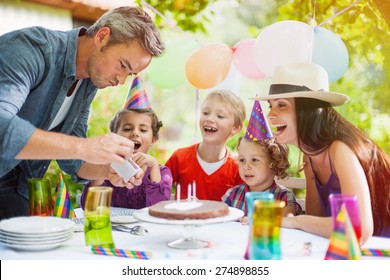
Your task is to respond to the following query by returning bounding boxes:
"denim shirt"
[0,26,98,198]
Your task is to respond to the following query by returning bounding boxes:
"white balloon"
[205,63,242,95]
[254,20,314,77]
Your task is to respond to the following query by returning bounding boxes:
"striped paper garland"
[91,245,152,260]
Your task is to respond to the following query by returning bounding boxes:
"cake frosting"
[148,200,229,220]
[164,201,204,211]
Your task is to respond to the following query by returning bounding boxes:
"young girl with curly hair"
[222,137,302,222]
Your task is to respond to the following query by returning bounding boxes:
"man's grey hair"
[86,6,165,56]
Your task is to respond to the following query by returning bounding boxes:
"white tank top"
[49,80,82,130]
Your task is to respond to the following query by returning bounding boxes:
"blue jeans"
[0,167,28,220]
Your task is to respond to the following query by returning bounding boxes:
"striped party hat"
[324,204,361,260]
[53,173,75,218]
[124,75,151,109]
[245,99,273,141]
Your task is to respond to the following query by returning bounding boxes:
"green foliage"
[87,83,130,137]
[138,0,216,32]
[269,0,390,155]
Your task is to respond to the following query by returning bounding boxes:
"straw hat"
[257,63,349,106]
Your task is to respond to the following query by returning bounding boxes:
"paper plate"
[0,216,75,235]
[0,238,71,251]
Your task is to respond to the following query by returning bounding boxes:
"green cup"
[27,178,53,216]
[84,187,114,247]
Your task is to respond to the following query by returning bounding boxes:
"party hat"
[53,173,76,218]
[123,75,151,109]
[324,204,361,260]
[245,99,273,141]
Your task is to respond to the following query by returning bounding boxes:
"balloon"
[205,63,242,94]
[253,20,314,77]
[147,39,199,89]
[312,27,349,82]
[233,39,265,79]
[185,43,233,89]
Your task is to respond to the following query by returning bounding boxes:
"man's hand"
[79,133,134,165]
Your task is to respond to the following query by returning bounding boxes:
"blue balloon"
[312,27,349,82]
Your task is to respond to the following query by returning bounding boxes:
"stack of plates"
[0,216,74,251]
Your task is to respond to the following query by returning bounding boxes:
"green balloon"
[147,39,199,89]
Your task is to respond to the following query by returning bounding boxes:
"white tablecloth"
[1,219,390,260]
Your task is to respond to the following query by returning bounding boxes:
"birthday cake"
[148,200,229,220]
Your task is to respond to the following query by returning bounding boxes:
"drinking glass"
[249,200,285,260]
[84,187,114,247]
[329,193,362,244]
[244,192,274,259]
[28,178,53,216]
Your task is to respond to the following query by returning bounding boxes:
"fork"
[112,225,148,235]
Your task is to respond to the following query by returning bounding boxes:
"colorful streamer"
[361,248,390,257]
[91,245,152,260]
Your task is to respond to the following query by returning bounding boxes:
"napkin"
[325,204,361,260]
[53,173,76,218]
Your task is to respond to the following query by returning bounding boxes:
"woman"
[259,62,390,244]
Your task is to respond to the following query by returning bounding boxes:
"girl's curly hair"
[238,137,290,179]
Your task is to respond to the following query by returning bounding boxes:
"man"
[0,6,165,219]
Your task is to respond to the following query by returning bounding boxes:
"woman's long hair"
[295,97,390,236]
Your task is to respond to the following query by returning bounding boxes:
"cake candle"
[193,181,196,200]
[187,184,191,201]
[177,184,180,203]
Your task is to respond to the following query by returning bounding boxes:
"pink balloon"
[253,20,314,77]
[185,43,233,89]
[233,39,265,80]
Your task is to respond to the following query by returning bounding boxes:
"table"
[1,219,390,260]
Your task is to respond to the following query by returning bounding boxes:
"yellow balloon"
[185,43,233,89]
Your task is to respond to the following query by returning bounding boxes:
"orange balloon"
[185,43,233,89]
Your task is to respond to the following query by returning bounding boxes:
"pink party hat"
[53,173,75,218]
[324,204,361,260]
[124,75,151,109]
[245,99,273,141]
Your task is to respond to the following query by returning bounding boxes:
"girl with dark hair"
[80,108,172,209]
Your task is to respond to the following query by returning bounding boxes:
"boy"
[165,89,246,201]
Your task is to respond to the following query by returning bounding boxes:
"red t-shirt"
[165,144,243,201]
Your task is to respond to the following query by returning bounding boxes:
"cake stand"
[132,207,244,249]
